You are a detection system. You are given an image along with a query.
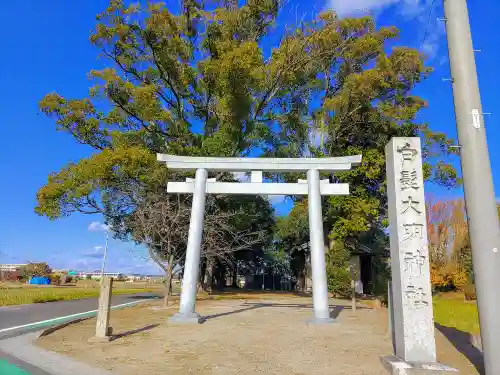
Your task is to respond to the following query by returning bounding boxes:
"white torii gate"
[157,154,362,324]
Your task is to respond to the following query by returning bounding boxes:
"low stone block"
[168,312,204,324]
[469,333,482,352]
[88,335,112,343]
[381,355,459,375]
[306,317,336,325]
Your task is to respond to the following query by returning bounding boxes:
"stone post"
[169,168,207,324]
[90,276,113,342]
[381,138,457,374]
[307,169,334,324]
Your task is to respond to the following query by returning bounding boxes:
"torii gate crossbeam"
[157,154,362,324]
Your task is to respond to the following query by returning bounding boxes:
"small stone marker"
[89,276,113,343]
[381,138,458,374]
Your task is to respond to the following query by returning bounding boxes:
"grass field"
[0,281,163,306]
[433,292,480,334]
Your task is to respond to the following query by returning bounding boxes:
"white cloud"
[232,172,250,182]
[69,257,102,271]
[328,0,434,18]
[88,221,110,232]
[327,0,444,62]
[81,245,105,259]
[328,0,399,17]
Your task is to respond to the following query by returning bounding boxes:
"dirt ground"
[37,294,480,375]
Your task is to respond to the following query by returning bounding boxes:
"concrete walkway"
[0,294,159,374]
[0,333,114,375]
[0,350,53,375]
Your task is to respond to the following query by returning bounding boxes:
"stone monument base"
[306,317,336,325]
[381,356,459,375]
[168,312,205,324]
[88,335,112,343]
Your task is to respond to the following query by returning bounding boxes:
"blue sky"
[1,0,498,274]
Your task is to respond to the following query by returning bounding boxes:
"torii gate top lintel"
[157,154,362,172]
[158,152,363,324]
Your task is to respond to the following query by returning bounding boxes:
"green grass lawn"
[0,286,159,306]
[433,292,480,334]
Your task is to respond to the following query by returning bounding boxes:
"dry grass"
[0,282,164,306]
[37,293,480,375]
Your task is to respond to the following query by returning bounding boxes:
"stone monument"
[381,137,458,374]
[89,276,113,343]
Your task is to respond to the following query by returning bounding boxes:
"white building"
[0,264,27,272]
[77,271,122,280]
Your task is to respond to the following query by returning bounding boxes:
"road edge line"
[0,298,154,334]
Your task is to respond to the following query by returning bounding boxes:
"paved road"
[0,292,156,333]
[0,293,158,374]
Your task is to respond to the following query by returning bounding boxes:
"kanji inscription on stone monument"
[385,137,436,364]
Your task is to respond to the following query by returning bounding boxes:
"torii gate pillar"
[307,169,331,322]
[157,154,362,324]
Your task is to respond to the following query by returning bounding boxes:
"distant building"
[77,271,122,279]
[0,264,27,272]
[125,273,143,282]
[72,270,163,281]
[52,269,69,274]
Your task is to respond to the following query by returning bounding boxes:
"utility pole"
[100,231,109,280]
[443,1,500,373]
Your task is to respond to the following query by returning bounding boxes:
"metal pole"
[307,169,333,323]
[171,168,207,323]
[443,1,500,373]
[100,231,109,280]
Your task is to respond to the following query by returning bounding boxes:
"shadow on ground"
[435,323,484,374]
[203,289,309,297]
[125,295,161,300]
[202,302,366,321]
[111,324,160,341]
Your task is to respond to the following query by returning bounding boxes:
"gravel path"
[36,295,480,375]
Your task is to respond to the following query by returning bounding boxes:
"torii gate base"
[157,154,362,324]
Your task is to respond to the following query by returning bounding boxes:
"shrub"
[431,263,469,291]
[49,274,61,285]
[24,262,52,277]
[1,271,22,282]
[65,276,73,283]
[326,265,351,297]
[464,284,476,301]
[33,296,64,303]
[325,243,351,297]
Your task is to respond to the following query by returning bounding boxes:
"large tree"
[35,1,458,292]
[121,190,272,305]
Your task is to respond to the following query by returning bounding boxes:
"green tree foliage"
[36,0,282,277]
[326,243,351,297]
[24,263,52,278]
[35,1,458,290]
[264,10,459,293]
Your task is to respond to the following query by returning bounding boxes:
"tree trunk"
[163,256,174,308]
[231,261,238,288]
[203,257,214,292]
[215,261,226,290]
[198,259,206,293]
